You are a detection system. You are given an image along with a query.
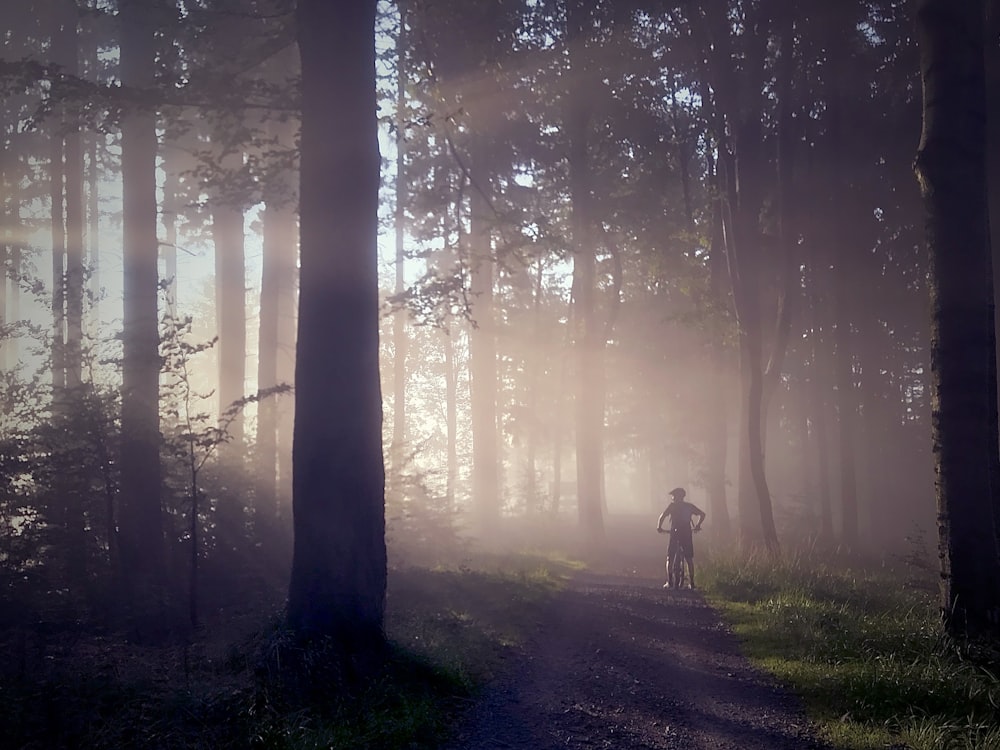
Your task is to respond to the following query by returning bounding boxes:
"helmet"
[669,487,686,499]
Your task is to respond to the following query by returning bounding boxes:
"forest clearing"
[3,0,1000,748]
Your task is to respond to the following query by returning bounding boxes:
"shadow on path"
[443,569,830,750]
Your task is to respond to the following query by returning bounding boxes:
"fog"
[0,0,944,632]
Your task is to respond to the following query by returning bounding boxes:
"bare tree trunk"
[64,0,84,392]
[445,327,457,511]
[391,1,408,463]
[827,14,860,549]
[567,0,604,545]
[258,113,297,528]
[118,0,165,625]
[288,0,386,645]
[705,159,731,538]
[915,0,1000,639]
[212,148,246,450]
[161,151,179,314]
[468,171,498,531]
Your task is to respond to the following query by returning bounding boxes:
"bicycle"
[657,527,698,589]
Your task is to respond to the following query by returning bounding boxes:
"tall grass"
[702,551,1000,750]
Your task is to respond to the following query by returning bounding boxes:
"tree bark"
[257,113,297,527]
[468,171,499,530]
[118,0,165,623]
[212,148,246,450]
[63,0,84,392]
[391,0,408,463]
[288,0,386,645]
[826,7,861,549]
[567,0,604,545]
[705,154,732,538]
[915,0,1000,639]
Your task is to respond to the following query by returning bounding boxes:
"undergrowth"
[0,553,572,750]
[702,551,1000,750]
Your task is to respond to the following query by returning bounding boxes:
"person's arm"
[692,505,706,531]
[657,508,670,532]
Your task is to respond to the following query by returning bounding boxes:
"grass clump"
[702,551,1000,750]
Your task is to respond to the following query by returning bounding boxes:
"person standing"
[656,487,706,588]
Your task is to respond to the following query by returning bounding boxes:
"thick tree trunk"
[288,0,386,645]
[702,0,777,551]
[118,0,165,622]
[915,0,1000,639]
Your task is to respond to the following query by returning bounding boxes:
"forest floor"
[437,544,830,750]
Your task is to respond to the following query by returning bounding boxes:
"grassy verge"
[0,553,574,750]
[701,552,1000,750]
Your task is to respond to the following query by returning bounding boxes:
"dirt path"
[443,569,829,750]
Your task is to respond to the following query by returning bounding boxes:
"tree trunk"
[444,328,457,512]
[391,1,408,463]
[118,0,165,623]
[212,149,246,450]
[915,0,1000,639]
[468,172,499,531]
[50,63,66,396]
[822,7,861,550]
[257,114,297,528]
[63,1,84,392]
[567,0,604,545]
[288,0,386,645]
[705,160,731,538]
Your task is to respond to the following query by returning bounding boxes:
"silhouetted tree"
[118,0,166,623]
[914,0,1000,638]
[287,0,386,645]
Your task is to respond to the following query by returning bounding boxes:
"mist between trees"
[0,0,997,646]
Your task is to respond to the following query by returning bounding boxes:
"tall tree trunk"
[468,171,499,531]
[567,0,604,544]
[0,158,7,375]
[705,158,731,538]
[288,0,386,645]
[118,0,165,623]
[50,65,66,395]
[64,1,84,392]
[444,327,457,512]
[702,0,777,550]
[212,148,246,451]
[161,150,179,314]
[257,114,297,528]
[391,0,408,463]
[915,0,1000,639]
[827,17,860,549]
[525,259,543,513]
